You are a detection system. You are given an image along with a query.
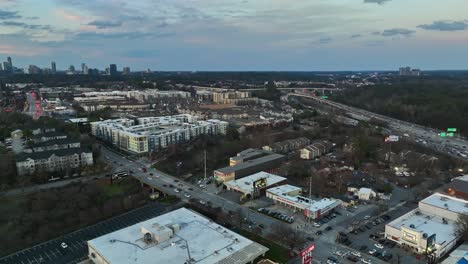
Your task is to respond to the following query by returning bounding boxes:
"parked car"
[61,242,68,249]
[368,249,377,255]
[325,226,332,231]
[374,243,384,249]
[316,230,323,235]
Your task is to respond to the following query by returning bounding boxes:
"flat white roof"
[387,209,458,245]
[224,172,286,194]
[267,184,302,196]
[359,188,373,194]
[420,192,468,215]
[267,185,340,213]
[87,208,268,264]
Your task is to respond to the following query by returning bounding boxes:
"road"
[0,202,182,264]
[289,92,468,162]
[103,147,387,264]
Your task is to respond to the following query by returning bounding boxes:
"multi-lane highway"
[289,92,468,162]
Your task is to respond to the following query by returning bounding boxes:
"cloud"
[417,20,468,31]
[87,20,122,29]
[318,37,332,44]
[381,28,415,37]
[351,34,362,39]
[363,0,391,4]
[75,31,174,40]
[0,21,52,30]
[0,9,20,20]
[55,8,87,22]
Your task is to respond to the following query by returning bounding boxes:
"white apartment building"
[385,193,468,259]
[16,148,94,176]
[91,114,228,154]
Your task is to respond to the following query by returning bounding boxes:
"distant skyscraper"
[69,65,75,72]
[7,57,12,72]
[109,64,117,76]
[81,63,86,73]
[51,61,56,73]
[3,62,9,72]
[399,66,421,76]
[122,67,130,75]
[83,65,89,75]
[0,63,3,71]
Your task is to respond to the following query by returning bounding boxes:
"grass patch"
[238,230,289,264]
[102,184,124,198]
[158,195,180,205]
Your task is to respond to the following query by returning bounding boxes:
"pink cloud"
[55,8,88,23]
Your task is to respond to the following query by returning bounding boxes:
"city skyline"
[0,0,468,71]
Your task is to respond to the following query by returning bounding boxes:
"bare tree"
[456,214,468,241]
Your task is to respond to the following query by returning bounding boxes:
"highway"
[288,92,468,162]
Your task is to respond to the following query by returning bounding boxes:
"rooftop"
[224,172,286,194]
[420,193,468,215]
[267,184,340,213]
[387,209,458,246]
[16,147,90,161]
[87,208,268,264]
[216,154,285,174]
[31,137,80,148]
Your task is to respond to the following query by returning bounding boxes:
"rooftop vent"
[214,251,219,256]
[409,224,415,228]
[144,232,153,244]
[423,233,428,238]
[440,197,448,201]
[444,203,448,207]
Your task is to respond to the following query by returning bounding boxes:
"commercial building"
[266,184,341,220]
[446,175,468,199]
[347,187,377,201]
[229,148,273,166]
[385,193,468,259]
[262,137,310,154]
[215,152,286,183]
[399,66,421,76]
[300,140,335,160]
[16,148,94,176]
[224,172,287,198]
[91,114,228,154]
[87,208,268,264]
[441,243,468,264]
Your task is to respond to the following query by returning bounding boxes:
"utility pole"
[204,149,207,183]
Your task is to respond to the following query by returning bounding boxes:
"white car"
[184,193,191,198]
[364,215,371,220]
[313,223,321,227]
[61,242,68,249]
[333,251,345,257]
[368,249,377,255]
[374,243,384,249]
[326,260,337,264]
[361,258,372,264]
[199,200,206,205]
[351,251,361,257]
[174,188,180,193]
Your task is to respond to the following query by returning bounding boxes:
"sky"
[0,0,468,71]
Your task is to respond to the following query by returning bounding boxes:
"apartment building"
[91,114,228,154]
[16,148,94,176]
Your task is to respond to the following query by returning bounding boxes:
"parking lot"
[0,202,179,264]
[334,203,426,264]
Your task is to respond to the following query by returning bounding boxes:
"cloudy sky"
[0,0,467,71]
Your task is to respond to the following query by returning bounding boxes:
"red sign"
[300,244,315,264]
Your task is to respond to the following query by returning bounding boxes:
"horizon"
[1,0,468,71]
